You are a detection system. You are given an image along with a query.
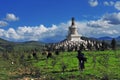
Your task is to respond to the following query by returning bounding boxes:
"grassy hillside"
[0,38,14,52]
[0,38,45,52]
[33,50,120,80]
[0,50,120,80]
[13,41,45,52]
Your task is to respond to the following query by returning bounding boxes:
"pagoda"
[67,17,83,42]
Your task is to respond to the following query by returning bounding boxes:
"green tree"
[111,38,116,50]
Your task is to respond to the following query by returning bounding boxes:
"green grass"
[0,58,11,80]
[0,50,120,80]
[32,50,120,79]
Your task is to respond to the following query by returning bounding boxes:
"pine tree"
[111,38,116,50]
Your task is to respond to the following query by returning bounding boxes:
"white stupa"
[49,17,104,51]
[67,17,83,42]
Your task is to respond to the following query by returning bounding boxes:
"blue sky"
[0,0,120,42]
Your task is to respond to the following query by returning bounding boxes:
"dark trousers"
[79,60,85,70]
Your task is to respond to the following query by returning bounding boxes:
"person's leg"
[81,61,84,71]
[79,62,81,70]
[80,61,83,71]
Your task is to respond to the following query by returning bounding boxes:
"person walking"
[77,50,87,71]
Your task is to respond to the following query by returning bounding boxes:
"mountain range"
[97,36,120,40]
[0,38,45,52]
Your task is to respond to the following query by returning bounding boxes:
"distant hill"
[98,36,113,40]
[116,36,120,40]
[0,38,14,52]
[0,38,45,52]
[0,38,10,44]
[97,36,120,41]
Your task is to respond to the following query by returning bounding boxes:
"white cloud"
[5,13,19,21]
[103,1,120,11]
[75,21,119,38]
[103,12,120,25]
[87,12,120,29]
[114,1,120,10]
[104,1,114,6]
[0,22,68,42]
[7,28,20,39]
[104,1,109,6]
[88,0,98,7]
[0,21,8,27]
[0,29,5,36]
[87,20,111,28]
[110,1,115,6]
[0,16,120,42]
[102,30,118,35]
[0,13,18,27]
